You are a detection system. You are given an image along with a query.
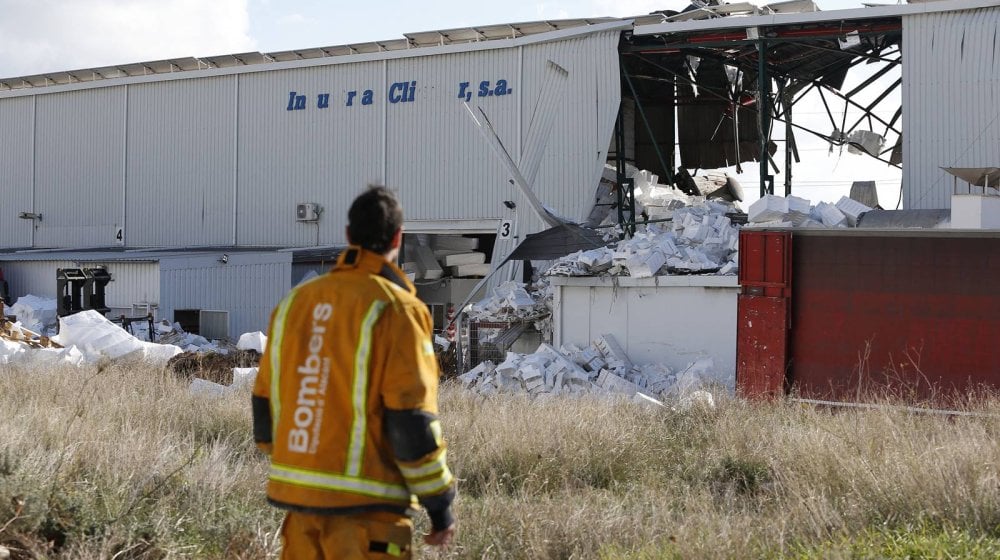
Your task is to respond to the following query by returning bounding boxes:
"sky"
[0,0,903,210]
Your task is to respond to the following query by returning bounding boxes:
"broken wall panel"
[677,60,769,169]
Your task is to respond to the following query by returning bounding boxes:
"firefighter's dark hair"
[347,185,403,254]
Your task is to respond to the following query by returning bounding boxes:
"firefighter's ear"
[389,228,403,250]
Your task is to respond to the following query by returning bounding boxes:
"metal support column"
[757,37,773,197]
[614,106,636,238]
[621,62,675,187]
[781,81,793,196]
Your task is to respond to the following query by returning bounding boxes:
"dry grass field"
[1,362,1000,559]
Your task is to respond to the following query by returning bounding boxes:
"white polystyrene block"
[237,331,268,353]
[748,195,788,223]
[625,251,665,278]
[835,196,873,226]
[441,252,486,266]
[190,378,228,398]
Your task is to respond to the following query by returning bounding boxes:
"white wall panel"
[903,8,1000,209]
[237,63,383,247]
[0,96,34,248]
[522,32,621,223]
[127,77,235,246]
[34,87,125,247]
[3,26,622,251]
[103,263,160,307]
[552,276,739,386]
[1,260,158,308]
[385,49,519,223]
[159,252,291,336]
[1,260,75,300]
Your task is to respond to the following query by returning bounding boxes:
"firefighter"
[252,186,456,559]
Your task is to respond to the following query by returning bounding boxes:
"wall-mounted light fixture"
[503,200,516,210]
[218,254,229,264]
[18,212,41,221]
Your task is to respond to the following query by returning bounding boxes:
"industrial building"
[1,0,998,338]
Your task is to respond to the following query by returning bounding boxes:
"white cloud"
[0,0,256,78]
[276,13,312,26]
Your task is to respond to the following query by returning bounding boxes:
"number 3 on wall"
[498,219,513,239]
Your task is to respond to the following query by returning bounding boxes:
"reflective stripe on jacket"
[252,246,453,512]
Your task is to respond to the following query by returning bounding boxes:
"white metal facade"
[1,251,289,335]
[1,260,159,309]
[0,26,622,249]
[158,252,291,337]
[903,7,1000,209]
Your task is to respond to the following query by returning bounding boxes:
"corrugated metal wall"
[1,260,76,300]
[386,49,518,222]
[127,77,236,246]
[34,87,126,247]
[0,96,34,247]
[237,62,383,247]
[0,27,622,250]
[0,260,158,309]
[158,252,291,336]
[903,8,1000,209]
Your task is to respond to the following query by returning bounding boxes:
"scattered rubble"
[748,194,873,228]
[455,333,721,405]
[404,234,491,280]
[547,201,739,278]
[467,281,550,323]
[8,294,58,335]
[52,310,183,366]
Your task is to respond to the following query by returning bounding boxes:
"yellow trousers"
[280,510,413,560]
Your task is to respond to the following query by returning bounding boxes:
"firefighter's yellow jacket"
[252,246,455,530]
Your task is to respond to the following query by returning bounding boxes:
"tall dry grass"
[2,362,1000,558]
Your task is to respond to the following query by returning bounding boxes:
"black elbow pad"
[384,408,441,461]
[252,395,272,444]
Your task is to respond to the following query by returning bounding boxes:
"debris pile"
[8,295,58,336]
[466,281,550,323]
[748,194,873,228]
[404,234,490,280]
[156,321,229,353]
[51,310,183,366]
[547,201,739,277]
[3,308,182,368]
[456,333,720,405]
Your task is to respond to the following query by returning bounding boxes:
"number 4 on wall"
[115,227,124,245]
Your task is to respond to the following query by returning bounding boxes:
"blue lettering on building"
[287,91,307,111]
[388,81,416,104]
[284,78,511,112]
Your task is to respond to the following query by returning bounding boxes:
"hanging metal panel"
[0,96,33,248]
[33,87,125,248]
[903,8,1000,209]
[520,31,621,224]
[236,63,383,247]
[158,252,291,336]
[127,76,236,247]
[385,48,518,224]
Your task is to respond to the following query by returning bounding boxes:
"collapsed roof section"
[620,0,903,198]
